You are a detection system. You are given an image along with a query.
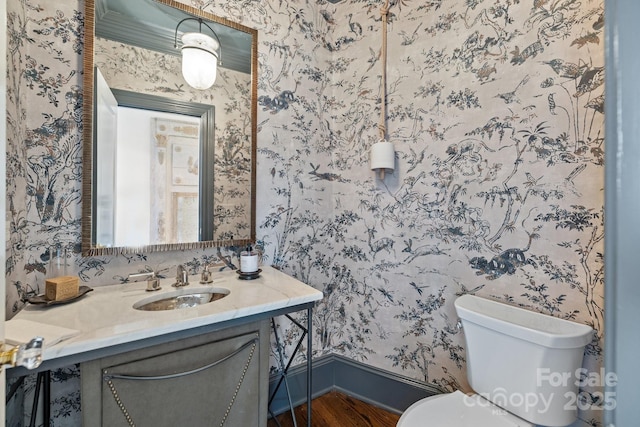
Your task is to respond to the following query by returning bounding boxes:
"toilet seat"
[397,390,534,427]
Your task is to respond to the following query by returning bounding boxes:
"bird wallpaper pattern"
[6,0,604,426]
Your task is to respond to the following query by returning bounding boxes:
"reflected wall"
[93,35,252,247]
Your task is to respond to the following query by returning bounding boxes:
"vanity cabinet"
[81,321,270,427]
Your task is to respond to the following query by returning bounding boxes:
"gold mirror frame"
[82,0,257,256]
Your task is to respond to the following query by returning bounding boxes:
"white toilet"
[397,294,593,427]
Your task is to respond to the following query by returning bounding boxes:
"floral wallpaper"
[6,0,604,426]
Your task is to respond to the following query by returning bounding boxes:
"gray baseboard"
[268,354,442,417]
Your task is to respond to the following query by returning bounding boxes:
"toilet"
[397,294,593,427]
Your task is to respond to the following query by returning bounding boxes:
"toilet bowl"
[397,390,534,427]
[397,295,593,427]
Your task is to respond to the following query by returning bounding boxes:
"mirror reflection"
[83,0,257,255]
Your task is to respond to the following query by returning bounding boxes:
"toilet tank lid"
[455,295,593,349]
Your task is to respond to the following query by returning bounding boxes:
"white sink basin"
[133,287,230,311]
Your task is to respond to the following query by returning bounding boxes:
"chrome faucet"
[173,264,189,287]
[128,271,161,292]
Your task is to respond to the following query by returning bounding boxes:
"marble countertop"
[9,266,323,364]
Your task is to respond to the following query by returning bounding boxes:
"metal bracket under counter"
[268,310,312,427]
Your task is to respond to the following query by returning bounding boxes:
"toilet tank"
[455,294,593,427]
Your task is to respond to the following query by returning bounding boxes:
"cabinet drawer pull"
[103,336,258,382]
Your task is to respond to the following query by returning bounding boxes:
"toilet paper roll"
[370,141,395,171]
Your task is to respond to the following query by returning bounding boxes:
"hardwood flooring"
[268,391,401,427]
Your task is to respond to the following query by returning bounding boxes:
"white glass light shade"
[371,140,395,179]
[181,32,219,90]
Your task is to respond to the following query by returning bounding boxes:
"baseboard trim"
[268,354,442,416]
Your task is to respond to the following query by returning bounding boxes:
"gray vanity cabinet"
[81,321,269,427]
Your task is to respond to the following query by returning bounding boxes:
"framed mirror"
[82,0,257,256]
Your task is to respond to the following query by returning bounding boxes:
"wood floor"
[268,391,401,427]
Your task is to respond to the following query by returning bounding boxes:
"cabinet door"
[83,322,268,427]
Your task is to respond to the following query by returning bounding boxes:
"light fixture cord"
[378,0,390,141]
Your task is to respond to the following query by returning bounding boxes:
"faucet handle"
[173,265,189,287]
[200,264,213,284]
[128,271,162,292]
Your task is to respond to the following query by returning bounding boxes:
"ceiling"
[95,0,252,74]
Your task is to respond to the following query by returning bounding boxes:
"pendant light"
[174,17,221,90]
[370,0,394,180]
